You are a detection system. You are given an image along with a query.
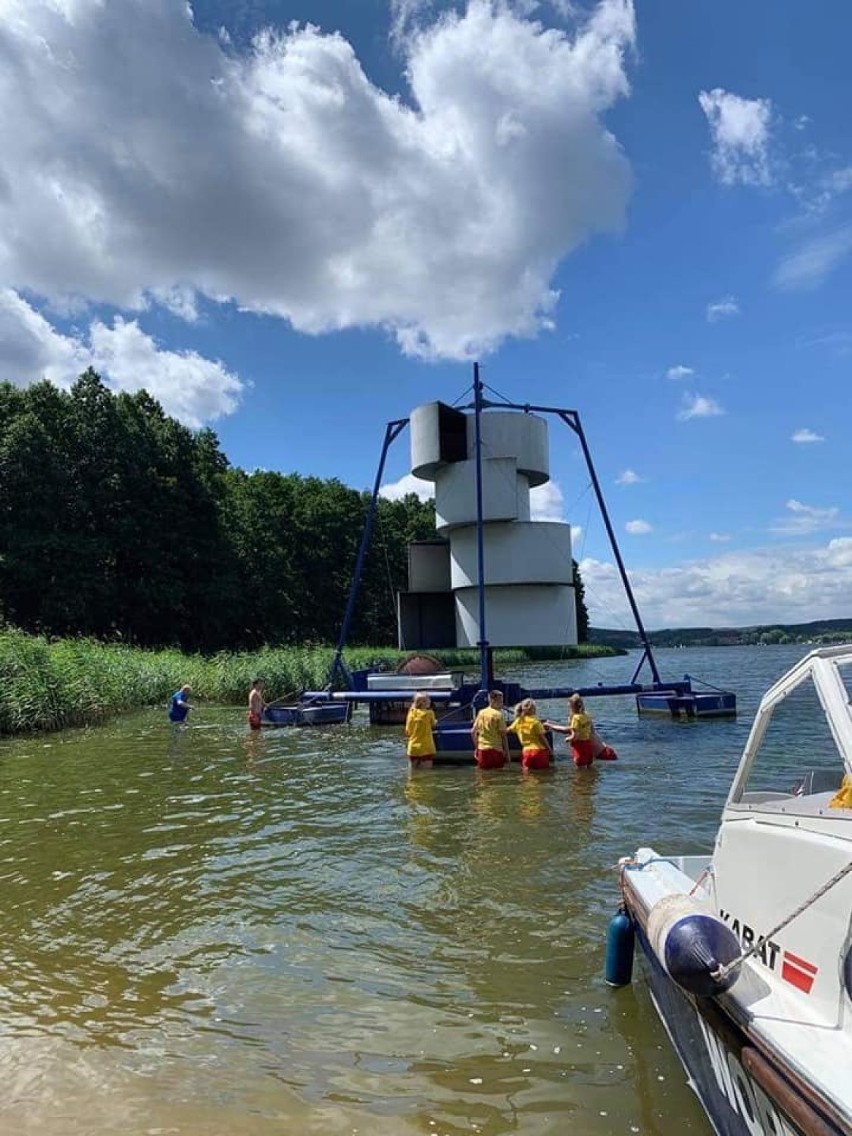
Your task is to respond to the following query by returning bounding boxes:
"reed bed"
[0,629,619,735]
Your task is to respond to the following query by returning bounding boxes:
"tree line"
[0,372,588,652]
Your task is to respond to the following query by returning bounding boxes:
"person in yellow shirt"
[507,698,553,771]
[546,693,595,767]
[405,692,437,766]
[470,690,510,769]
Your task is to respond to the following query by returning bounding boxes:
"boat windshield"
[733,658,852,811]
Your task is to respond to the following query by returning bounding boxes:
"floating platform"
[635,689,736,719]
[364,671,461,724]
[320,370,737,741]
[262,701,353,728]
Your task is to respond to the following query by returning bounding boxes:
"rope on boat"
[712,859,852,983]
[689,865,713,896]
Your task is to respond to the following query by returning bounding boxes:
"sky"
[1,0,851,632]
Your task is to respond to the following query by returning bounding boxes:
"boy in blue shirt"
[168,684,192,723]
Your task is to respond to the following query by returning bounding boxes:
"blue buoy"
[663,913,741,997]
[605,906,635,987]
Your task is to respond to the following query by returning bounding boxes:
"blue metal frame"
[327,417,408,691]
[461,394,662,686]
[472,364,491,699]
[324,366,698,702]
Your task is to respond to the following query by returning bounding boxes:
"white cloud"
[379,472,435,501]
[698,88,773,187]
[698,96,852,289]
[0,288,90,386]
[790,162,852,216]
[799,329,852,355]
[771,498,841,537]
[389,0,435,45]
[0,289,242,426]
[677,393,724,420]
[149,285,200,323]
[530,479,566,522]
[818,166,852,203]
[0,0,637,361]
[616,468,643,485]
[580,536,852,628]
[666,364,694,380]
[791,427,824,444]
[88,318,242,428]
[709,532,731,542]
[774,224,852,290]
[625,518,652,535]
[706,296,740,322]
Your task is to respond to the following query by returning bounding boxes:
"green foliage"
[0,632,620,735]
[0,372,591,658]
[0,374,438,651]
[0,629,176,733]
[573,558,589,642]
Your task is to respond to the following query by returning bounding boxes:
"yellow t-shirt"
[405,707,437,757]
[473,706,506,750]
[508,714,548,750]
[569,712,592,741]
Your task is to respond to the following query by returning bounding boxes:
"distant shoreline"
[590,617,852,650]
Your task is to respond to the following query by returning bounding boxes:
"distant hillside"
[588,618,852,649]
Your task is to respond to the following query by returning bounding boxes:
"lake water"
[0,644,819,1135]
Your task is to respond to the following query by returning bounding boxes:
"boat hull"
[262,702,352,727]
[431,725,553,765]
[632,923,843,1136]
[636,690,736,718]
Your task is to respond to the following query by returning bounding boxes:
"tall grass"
[0,629,621,735]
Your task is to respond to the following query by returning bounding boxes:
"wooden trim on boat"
[741,1047,848,1136]
[694,986,852,1135]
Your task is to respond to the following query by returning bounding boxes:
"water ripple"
[0,645,797,1134]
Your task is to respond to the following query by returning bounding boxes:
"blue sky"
[1,0,850,630]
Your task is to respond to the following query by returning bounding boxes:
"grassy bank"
[0,630,623,735]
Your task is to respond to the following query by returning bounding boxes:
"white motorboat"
[614,645,852,1136]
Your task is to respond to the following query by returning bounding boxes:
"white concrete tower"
[400,401,577,649]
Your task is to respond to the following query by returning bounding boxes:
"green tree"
[0,373,572,653]
[573,559,589,643]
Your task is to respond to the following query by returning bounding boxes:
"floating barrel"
[647,895,741,997]
[605,907,635,987]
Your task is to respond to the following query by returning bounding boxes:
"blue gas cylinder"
[605,907,635,987]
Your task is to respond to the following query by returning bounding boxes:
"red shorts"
[521,748,551,771]
[248,711,262,730]
[475,747,506,770]
[570,739,595,767]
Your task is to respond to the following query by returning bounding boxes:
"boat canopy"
[728,645,852,808]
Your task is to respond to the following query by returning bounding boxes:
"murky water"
[0,646,815,1134]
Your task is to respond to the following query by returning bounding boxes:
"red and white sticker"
[781,950,818,994]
